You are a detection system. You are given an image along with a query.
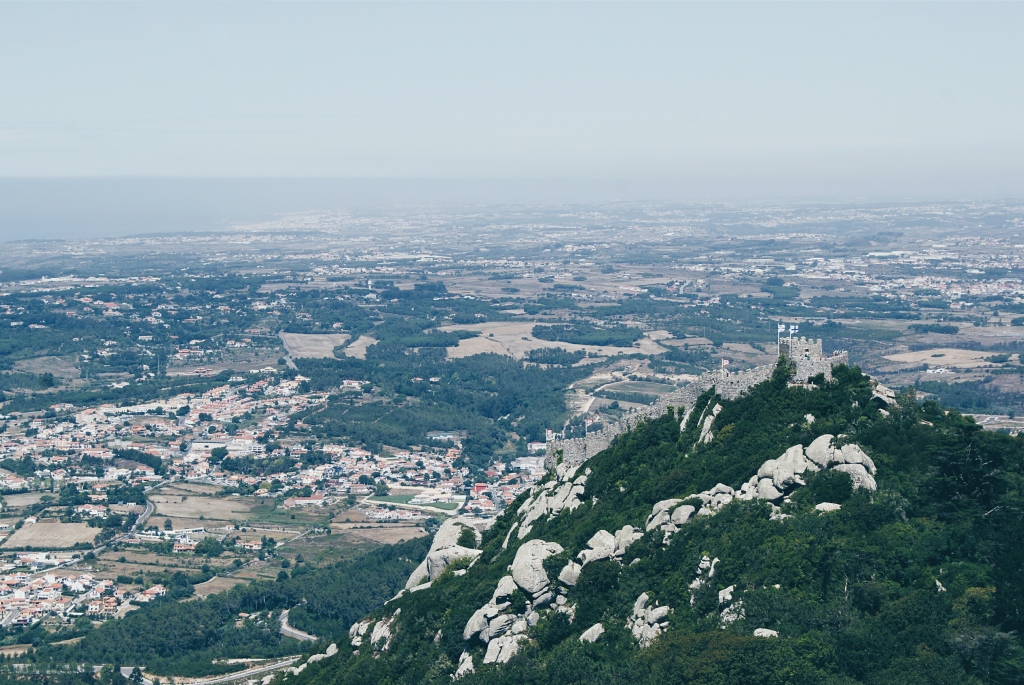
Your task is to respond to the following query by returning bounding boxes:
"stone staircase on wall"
[545,351,849,470]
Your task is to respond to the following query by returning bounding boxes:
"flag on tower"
[778,323,786,333]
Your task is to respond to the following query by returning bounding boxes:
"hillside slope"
[283,362,1024,685]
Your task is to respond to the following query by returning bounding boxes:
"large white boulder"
[771,461,797,490]
[558,561,582,586]
[491,575,518,604]
[483,634,524,664]
[839,444,876,475]
[699,404,722,444]
[671,504,696,525]
[555,462,580,482]
[815,502,842,512]
[646,499,682,531]
[758,459,779,480]
[424,546,482,581]
[614,525,643,556]
[463,603,505,641]
[349,619,371,648]
[754,628,779,638]
[757,478,784,500]
[805,434,835,467]
[406,518,481,589]
[370,616,393,650]
[488,614,515,639]
[578,530,616,565]
[512,539,564,597]
[579,623,605,643]
[778,445,806,470]
[454,652,475,679]
[833,463,877,491]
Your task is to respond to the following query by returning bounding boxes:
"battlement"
[779,336,824,361]
[546,342,850,470]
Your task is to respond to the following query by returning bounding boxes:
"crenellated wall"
[545,350,849,470]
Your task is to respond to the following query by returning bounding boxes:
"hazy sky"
[1,2,1023,201]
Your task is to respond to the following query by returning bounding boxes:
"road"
[121,657,302,685]
[133,499,155,532]
[279,609,317,642]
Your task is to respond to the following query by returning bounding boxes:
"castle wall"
[545,350,849,470]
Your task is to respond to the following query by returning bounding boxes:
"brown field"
[884,348,1016,368]
[336,525,427,545]
[2,521,96,549]
[167,483,223,496]
[343,335,377,359]
[191,576,246,598]
[151,493,254,521]
[0,645,32,657]
[280,332,351,359]
[439,321,667,360]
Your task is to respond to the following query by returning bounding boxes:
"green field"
[420,501,461,511]
[366,494,416,505]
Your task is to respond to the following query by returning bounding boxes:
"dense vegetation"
[12,537,429,680]
[916,378,1024,417]
[298,351,587,468]
[532,323,643,347]
[285,363,1024,685]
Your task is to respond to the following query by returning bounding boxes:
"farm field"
[1,521,96,549]
[342,334,377,359]
[150,491,255,521]
[191,575,247,599]
[439,321,667,360]
[883,348,1016,368]
[280,332,351,359]
[336,525,428,546]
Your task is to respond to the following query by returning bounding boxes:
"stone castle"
[546,338,848,469]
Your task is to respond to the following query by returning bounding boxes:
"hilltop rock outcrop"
[406,517,484,590]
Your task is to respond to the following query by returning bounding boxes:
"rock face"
[454,652,475,678]
[578,530,615,565]
[644,437,879,545]
[698,403,723,444]
[805,434,836,467]
[579,623,605,643]
[558,561,582,586]
[406,517,485,589]
[626,593,671,648]
[424,545,482,582]
[491,575,518,604]
[465,538,566,647]
[512,540,564,597]
[832,463,877,491]
[516,467,589,540]
[815,502,842,512]
[306,643,338,664]
[483,634,525,664]
[349,619,371,648]
[370,612,396,650]
[754,628,779,638]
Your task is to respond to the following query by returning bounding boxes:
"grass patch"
[367,494,416,505]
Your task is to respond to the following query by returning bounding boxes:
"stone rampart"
[546,351,849,470]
